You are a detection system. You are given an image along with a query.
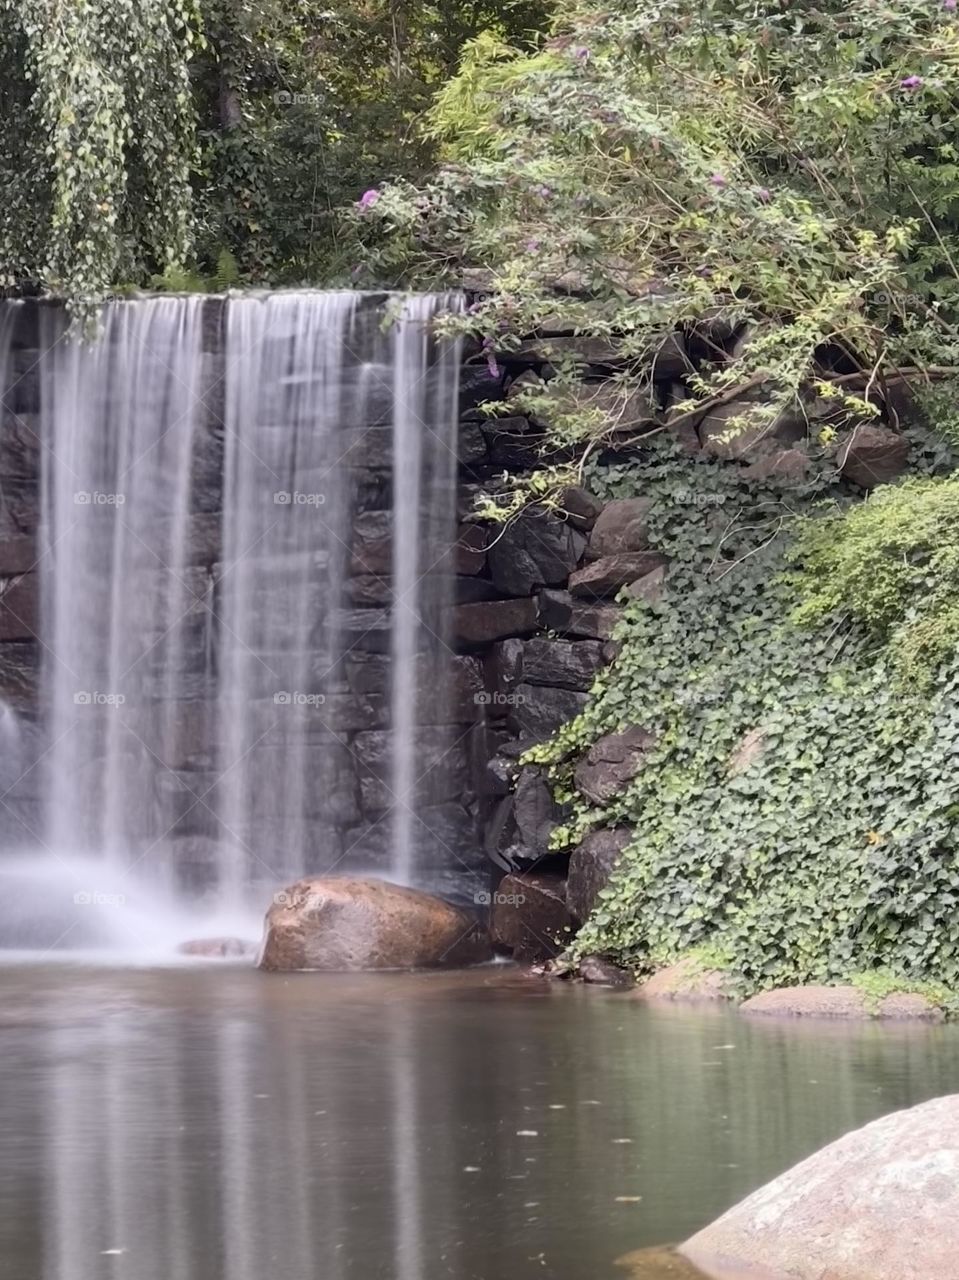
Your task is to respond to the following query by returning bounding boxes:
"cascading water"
[0,291,467,953]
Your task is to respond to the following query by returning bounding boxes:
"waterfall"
[0,291,465,950]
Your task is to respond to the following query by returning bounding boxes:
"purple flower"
[535,185,553,198]
[756,187,772,203]
[525,238,541,252]
[709,173,727,188]
[574,46,590,60]
[946,0,957,11]
[900,75,924,89]
[482,337,501,380]
[357,189,380,210]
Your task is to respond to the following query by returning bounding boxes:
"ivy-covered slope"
[531,434,959,994]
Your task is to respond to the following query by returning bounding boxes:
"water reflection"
[1,967,957,1279]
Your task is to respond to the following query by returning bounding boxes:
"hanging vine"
[0,0,202,298]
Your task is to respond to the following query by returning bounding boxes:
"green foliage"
[849,968,955,1015]
[0,0,201,299]
[358,0,959,447]
[791,473,959,685]
[530,436,959,996]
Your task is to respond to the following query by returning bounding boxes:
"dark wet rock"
[0,413,41,481]
[487,506,582,596]
[579,955,634,986]
[536,589,622,640]
[454,598,540,646]
[637,958,733,1003]
[508,335,625,366]
[455,523,488,575]
[740,985,944,1021]
[0,574,38,642]
[681,1095,959,1280]
[569,552,667,599]
[513,767,568,855]
[587,498,654,560]
[838,423,909,489]
[489,871,572,962]
[343,803,480,874]
[458,421,489,467]
[649,332,693,380]
[574,729,655,804]
[354,731,469,813]
[350,510,393,575]
[507,683,588,742]
[560,485,604,530]
[178,937,257,959]
[347,575,393,606]
[486,753,520,797]
[567,827,632,922]
[0,536,38,575]
[259,876,492,971]
[480,416,544,468]
[495,636,606,692]
[538,381,660,436]
[0,640,40,709]
[460,363,505,411]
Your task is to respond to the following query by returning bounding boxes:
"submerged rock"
[258,877,492,972]
[740,984,944,1021]
[178,937,257,959]
[681,1095,959,1280]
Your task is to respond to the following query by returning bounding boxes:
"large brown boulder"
[587,498,654,560]
[838,422,909,489]
[681,1095,959,1280]
[489,871,572,962]
[740,984,943,1022]
[258,877,492,972]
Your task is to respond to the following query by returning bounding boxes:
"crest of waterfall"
[0,291,464,949]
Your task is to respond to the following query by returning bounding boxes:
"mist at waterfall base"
[0,293,465,958]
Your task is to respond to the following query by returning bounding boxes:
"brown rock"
[727,727,765,776]
[569,553,667,599]
[681,1095,959,1280]
[587,498,654,560]
[490,871,572,962]
[536,589,622,639]
[178,937,257,959]
[574,728,655,804]
[560,485,604,531]
[839,422,909,489]
[258,877,492,972]
[567,827,632,922]
[453,598,540,646]
[742,447,810,483]
[637,958,732,1003]
[623,565,666,604]
[740,984,944,1021]
[0,574,38,642]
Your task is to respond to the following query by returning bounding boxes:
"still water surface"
[2,964,958,1280]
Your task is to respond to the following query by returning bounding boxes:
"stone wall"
[0,295,912,925]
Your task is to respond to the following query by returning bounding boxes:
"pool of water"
[2,963,958,1280]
